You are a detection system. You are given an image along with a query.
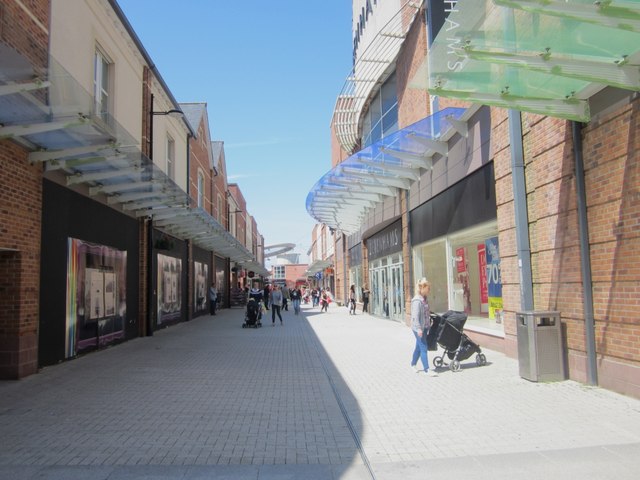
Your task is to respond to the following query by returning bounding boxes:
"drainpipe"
[405,189,414,303]
[147,217,154,336]
[572,120,598,386]
[509,110,534,311]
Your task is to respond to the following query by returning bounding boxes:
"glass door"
[390,264,404,322]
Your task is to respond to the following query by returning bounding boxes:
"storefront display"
[413,222,503,333]
[65,238,127,358]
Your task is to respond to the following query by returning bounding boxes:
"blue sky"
[117,1,354,262]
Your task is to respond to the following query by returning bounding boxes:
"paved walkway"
[1,303,639,479]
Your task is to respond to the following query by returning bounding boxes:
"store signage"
[367,220,402,260]
[353,0,378,60]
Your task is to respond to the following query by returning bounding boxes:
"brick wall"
[0,0,49,378]
[0,141,43,378]
[495,98,640,396]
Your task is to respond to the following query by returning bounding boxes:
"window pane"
[381,72,396,114]
[381,106,398,137]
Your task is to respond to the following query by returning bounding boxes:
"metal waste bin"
[516,311,566,382]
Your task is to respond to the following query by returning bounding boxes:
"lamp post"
[146,93,184,337]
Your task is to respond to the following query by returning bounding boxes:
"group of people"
[251,283,304,324]
[212,277,438,377]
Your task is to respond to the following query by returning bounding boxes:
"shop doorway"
[369,254,404,322]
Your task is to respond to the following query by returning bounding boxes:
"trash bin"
[516,311,566,382]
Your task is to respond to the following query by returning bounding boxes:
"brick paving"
[1,302,639,479]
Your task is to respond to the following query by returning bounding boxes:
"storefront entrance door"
[369,255,404,321]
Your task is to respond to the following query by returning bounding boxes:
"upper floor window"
[94,47,112,121]
[274,265,285,279]
[166,136,175,180]
[362,72,398,148]
[217,194,223,223]
[197,171,205,208]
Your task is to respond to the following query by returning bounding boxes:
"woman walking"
[270,285,284,326]
[410,278,438,377]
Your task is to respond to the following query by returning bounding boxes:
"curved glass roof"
[307,107,466,234]
[425,0,640,120]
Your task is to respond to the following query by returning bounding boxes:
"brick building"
[307,0,640,398]
[0,0,267,379]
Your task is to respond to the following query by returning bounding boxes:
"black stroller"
[242,296,262,328]
[428,311,486,371]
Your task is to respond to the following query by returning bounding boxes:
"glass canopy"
[0,44,260,266]
[307,107,466,234]
[427,0,640,120]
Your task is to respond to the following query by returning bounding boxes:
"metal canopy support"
[463,46,640,92]
[495,0,640,32]
[405,133,448,156]
[378,147,433,169]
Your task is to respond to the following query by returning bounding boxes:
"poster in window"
[455,247,471,313]
[65,238,127,358]
[477,243,488,313]
[485,236,502,320]
[158,253,182,325]
[193,261,208,314]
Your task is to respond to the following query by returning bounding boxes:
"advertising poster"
[485,236,503,320]
[65,238,127,358]
[477,243,488,313]
[455,247,471,313]
[157,253,182,325]
[193,261,208,314]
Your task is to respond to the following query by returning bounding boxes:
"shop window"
[413,222,503,333]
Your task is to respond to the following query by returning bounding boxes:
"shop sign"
[367,220,402,260]
[477,243,488,313]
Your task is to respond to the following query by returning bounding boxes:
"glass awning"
[0,43,262,266]
[305,259,333,276]
[423,0,640,121]
[332,0,424,154]
[307,107,466,234]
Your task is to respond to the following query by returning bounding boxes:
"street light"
[149,93,184,161]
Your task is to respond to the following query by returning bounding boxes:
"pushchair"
[428,310,486,371]
[242,297,262,328]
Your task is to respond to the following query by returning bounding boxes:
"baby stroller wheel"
[450,359,461,372]
[476,353,487,366]
[433,356,444,368]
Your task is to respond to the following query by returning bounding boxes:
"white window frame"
[94,47,111,120]
[197,171,205,208]
[166,135,175,180]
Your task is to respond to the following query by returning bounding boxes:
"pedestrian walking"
[291,286,302,315]
[320,290,329,312]
[282,285,290,311]
[362,286,370,313]
[263,283,270,311]
[270,285,283,325]
[208,282,218,316]
[410,278,438,377]
[349,284,357,315]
